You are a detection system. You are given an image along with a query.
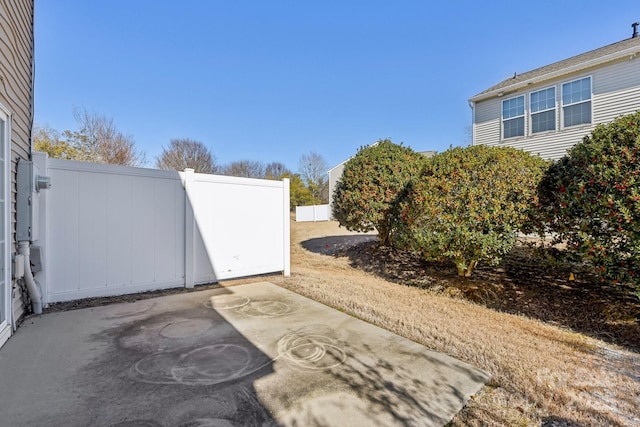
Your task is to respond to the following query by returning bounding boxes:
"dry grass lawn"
[267,219,640,426]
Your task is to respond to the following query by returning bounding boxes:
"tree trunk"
[465,260,478,277]
[377,223,391,247]
[455,259,478,277]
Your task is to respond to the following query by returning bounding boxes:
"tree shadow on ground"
[306,237,640,353]
[65,289,280,427]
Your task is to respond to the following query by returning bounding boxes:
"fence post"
[32,152,49,304]
[184,168,195,288]
[282,178,290,277]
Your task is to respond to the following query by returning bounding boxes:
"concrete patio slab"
[0,282,490,426]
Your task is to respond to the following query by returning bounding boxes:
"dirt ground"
[294,220,640,352]
[327,237,639,351]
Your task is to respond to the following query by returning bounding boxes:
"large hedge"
[396,145,548,276]
[533,111,640,293]
[332,139,426,246]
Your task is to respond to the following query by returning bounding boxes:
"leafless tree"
[220,160,265,178]
[98,136,146,166]
[264,161,290,179]
[298,151,329,203]
[35,109,146,166]
[463,124,473,146]
[156,138,218,174]
[69,108,146,166]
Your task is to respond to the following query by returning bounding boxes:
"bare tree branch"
[66,107,146,166]
[156,138,217,174]
[298,151,329,203]
[264,161,290,179]
[220,160,265,178]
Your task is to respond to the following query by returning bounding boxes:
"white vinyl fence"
[32,154,290,303]
[295,204,330,222]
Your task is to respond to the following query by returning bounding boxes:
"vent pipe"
[633,22,639,38]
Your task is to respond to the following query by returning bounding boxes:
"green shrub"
[332,139,426,246]
[533,111,640,294]
[396,145,547,276]
[281,172,316,211]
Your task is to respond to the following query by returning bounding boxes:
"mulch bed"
[337,241,640,352]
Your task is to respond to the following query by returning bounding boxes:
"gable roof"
[470,36,640,102]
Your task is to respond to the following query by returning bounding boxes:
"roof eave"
[469,45,640,103]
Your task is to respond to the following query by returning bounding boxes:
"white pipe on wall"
[18,241,42,315]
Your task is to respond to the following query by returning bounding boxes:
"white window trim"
[501,95,526,140]
[561,75,593,129]
[0,102,11,348]
[529,86,557,134]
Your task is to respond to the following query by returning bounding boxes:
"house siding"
[0,0,35,323]
[593,58,640,123]
[473,53,640,160]
[327,161,346,215]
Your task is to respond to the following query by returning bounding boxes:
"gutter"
[469,45,640,103]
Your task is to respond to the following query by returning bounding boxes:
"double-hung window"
[530,87,556,133]
[502,95,525,139]
[562,77,591,127]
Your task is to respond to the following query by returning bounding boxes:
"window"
[502,95,524,139]
[562,77,591,127]
[530,87,556,133]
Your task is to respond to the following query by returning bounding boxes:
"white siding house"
[469,29,640,160]
[327,159,347,215]
[0,0,35,348]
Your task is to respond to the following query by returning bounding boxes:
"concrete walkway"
[0,282,490,426]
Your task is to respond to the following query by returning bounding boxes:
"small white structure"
[295,204,330,222]
[327,160,348,215]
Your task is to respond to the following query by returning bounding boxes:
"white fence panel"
[295,204,330,222]
[44,160,185,302]
[34,156,289,303]
[189,173,288,282]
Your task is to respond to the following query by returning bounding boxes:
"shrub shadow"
[305,237,640,353]
[302,235,378,256]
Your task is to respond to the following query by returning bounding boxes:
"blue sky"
[34,1,640,173]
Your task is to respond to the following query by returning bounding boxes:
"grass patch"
[275,220,640,426]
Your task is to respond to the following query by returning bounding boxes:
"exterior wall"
[473,55,640,160]
[327,161,346,214]
[0,1,34,326]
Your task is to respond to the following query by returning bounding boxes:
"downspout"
[18,241,42,315]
